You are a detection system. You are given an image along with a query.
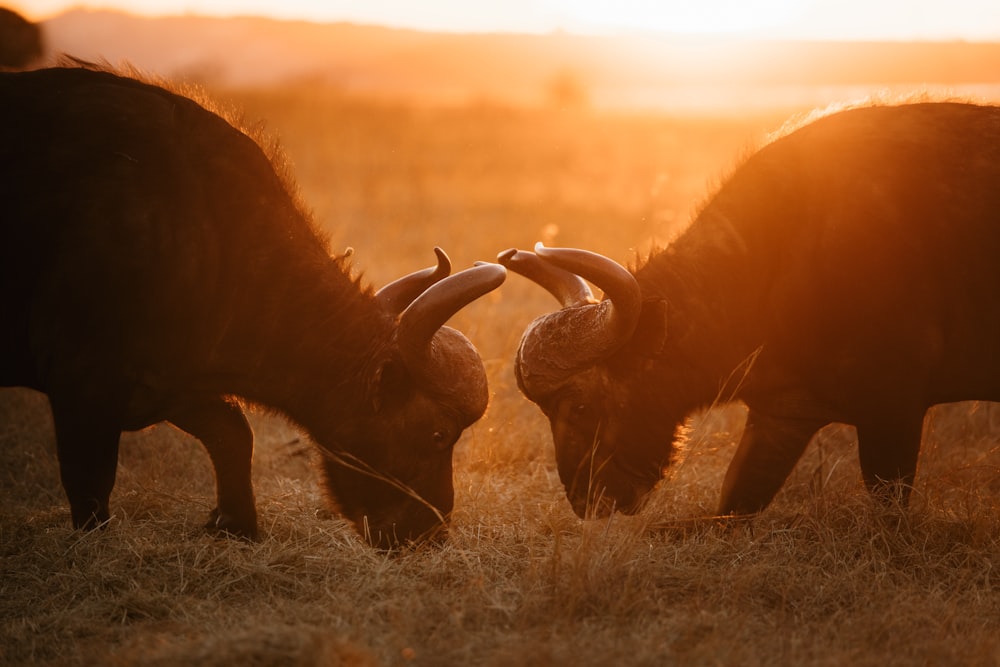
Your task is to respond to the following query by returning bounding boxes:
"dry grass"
[5,88,1000,665]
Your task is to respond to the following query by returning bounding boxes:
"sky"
[11,0,1000,41]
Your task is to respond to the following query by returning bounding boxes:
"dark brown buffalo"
[0,66,506,549]
[501,102,1000,520]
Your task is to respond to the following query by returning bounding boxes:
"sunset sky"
[12,0,1000,41]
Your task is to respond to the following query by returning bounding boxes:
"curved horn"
[511,244,642,400]
[376,247,451,314]
[397,262,507,370]
[498,248,594,308]
[533,243,642,340]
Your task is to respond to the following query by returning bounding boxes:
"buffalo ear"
[631,299,669,358]
[372,357,413,412]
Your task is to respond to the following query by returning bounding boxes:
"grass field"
[4,86,1000,665]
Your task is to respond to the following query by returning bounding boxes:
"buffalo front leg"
[168,397,259,540]
[856,411,924,507]
[49,394,122,531]
[718,409,825,516]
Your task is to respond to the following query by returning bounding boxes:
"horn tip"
[432,247,451,274]
[477,262,507,286]
[497,248,519,265]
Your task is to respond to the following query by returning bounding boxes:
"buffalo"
[0,7,43,69]
[0,65,506,549]
[501,102,1000,520]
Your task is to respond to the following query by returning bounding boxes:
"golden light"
[13,0,1000,41]
[548,0,805,35]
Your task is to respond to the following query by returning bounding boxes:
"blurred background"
[5,1,1000,109]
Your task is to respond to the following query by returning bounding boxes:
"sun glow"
[549,0,804,35]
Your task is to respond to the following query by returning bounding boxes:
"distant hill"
[39,8,1000,110]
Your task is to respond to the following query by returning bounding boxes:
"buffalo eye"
[568,402,601,428]
[431,430,451,451]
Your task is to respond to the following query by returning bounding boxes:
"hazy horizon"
[22,7,1000,112]
[12,0,1000,42]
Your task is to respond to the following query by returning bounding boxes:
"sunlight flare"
[548,0,805,34]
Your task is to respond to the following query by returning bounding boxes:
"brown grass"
[4,88,1000,666]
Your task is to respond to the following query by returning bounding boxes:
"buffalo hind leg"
[50,394,122,531]
[168,397,259,540]
[856,411,924,508]
[718,409,825,516]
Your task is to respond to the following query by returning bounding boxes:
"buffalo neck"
[633,208,764,414]
[201,221,393,427]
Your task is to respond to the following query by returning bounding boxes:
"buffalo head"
[319,249,505,548]
[500,244,676,519]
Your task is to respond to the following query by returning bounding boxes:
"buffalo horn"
[397,262,507,387]
[533,243,641,336]
[508,244,642,398]
[497,248,595,307]
[376,247,451,314]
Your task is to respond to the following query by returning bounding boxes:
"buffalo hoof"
[205,508,259,541]
[71,503,111,531]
